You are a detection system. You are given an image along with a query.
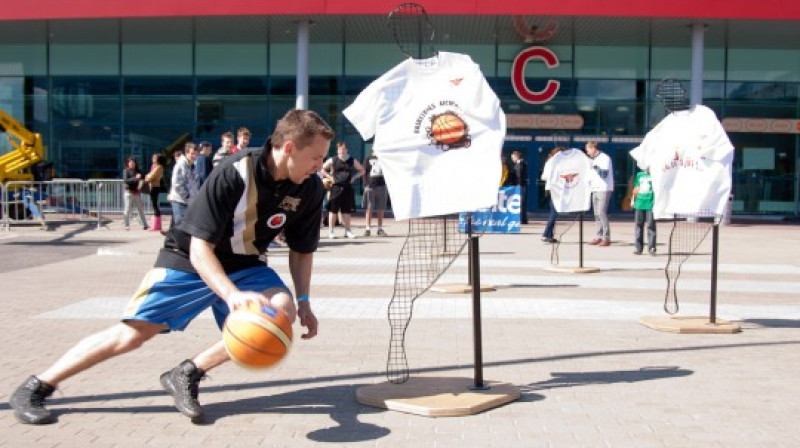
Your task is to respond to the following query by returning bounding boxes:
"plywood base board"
[429,284,496,293]
[639,315,742,334]
[544,266,601,274]
[356,376,520,417]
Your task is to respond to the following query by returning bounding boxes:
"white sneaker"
[344,230,356,239]
[328,232,336,240]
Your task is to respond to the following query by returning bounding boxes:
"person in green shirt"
[632,169,656,255]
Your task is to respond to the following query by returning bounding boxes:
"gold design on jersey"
[278,196,301,212]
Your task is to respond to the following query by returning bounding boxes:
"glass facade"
[0,16,798,215]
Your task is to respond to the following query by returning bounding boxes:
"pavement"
[1,215,799,447]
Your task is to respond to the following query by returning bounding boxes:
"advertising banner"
[459,186,521,234]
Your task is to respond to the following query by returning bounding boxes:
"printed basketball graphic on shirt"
[427,111,471,150]
[266,213,286,229]
[559,172,580,188]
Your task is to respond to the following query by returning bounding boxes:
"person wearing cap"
[195,140,214,185]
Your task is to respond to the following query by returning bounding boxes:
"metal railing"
[1,179,163,230]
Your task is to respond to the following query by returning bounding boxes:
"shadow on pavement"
[520,366,691,395]
[4,339,797,438]
[743,318,800,329]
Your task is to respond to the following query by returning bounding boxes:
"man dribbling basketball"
[9,109,334,424]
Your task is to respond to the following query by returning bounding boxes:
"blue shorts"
[122,265,288,332]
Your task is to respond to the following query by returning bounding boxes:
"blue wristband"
[297,294,309,302]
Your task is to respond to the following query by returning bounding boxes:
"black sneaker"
[10,376,56,425]
[649,247,657,255]
[160,360,206,422]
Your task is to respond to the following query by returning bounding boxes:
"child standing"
[632,169,656,255]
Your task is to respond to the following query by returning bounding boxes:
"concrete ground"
[1,215,799,447]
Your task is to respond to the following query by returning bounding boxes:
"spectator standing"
[232,127,251,154]
[540,147,565,243]
[500,155,516,187]
[362,151,389,236]
[144,153,167,232]
[585,141,614,246]
[167,142,200,229]
[510,150,528,224]
[212,132,235,167]
[632,169,657,255]
[122,157,149,231]
[195,141,214,185]
[321,142,364,239]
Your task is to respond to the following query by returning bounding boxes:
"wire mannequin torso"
[387,2,438,66]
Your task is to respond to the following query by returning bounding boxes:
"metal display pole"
[466,213,486,389]
[710,223,719,324]
[578,212,584,268]
[469,232,485,389]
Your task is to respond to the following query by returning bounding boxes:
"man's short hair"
[270,109,335,149]
[221,131,234,141]
[237,127,251,138]
[184,142,197,153]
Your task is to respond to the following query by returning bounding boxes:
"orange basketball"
[223,303,293,369]
[431,112,467,145]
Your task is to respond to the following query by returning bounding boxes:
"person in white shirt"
[585,141,614,246]
[212,132,235,167]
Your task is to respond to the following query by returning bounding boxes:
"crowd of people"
[120,127,395,242]
[127,131,654,253]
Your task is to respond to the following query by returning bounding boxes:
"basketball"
[430,112,467,146]
[223,303,293,369]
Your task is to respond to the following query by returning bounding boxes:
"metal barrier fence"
[1,179,163,230]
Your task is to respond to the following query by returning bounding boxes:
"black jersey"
[332,156,355,186]
[156,146,324,273]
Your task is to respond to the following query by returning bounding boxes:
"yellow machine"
[0,109,46,184]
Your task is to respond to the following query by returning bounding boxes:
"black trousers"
[634,209,656,252]
[519,185,528,224]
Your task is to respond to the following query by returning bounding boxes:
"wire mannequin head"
[387,3,436,60]
[656,78,690,113]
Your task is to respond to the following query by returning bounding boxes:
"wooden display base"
[356,376,520,417]
[639,315,742,334]
[430,284,496,293]
[544,265,601,274]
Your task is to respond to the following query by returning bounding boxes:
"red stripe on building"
[2,0,800,21]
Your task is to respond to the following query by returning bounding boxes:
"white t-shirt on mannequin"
[630,105,734,219]
[542,148,601,213]
[343,52,506,220]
